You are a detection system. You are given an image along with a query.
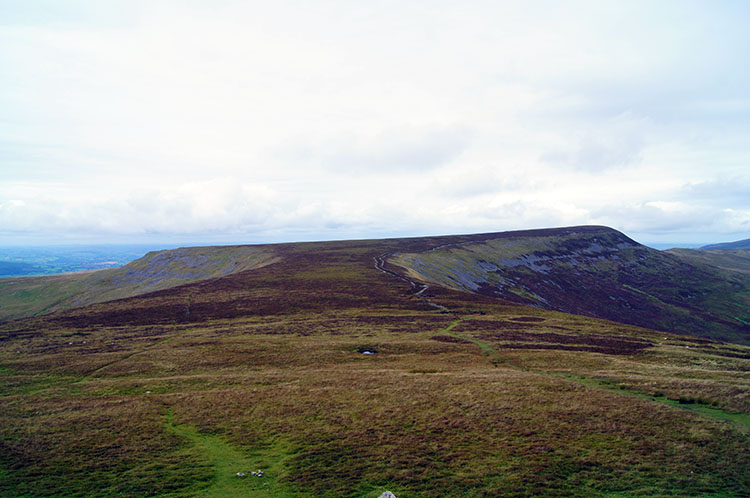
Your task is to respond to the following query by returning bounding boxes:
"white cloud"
[681,178,750,207]
[539,113,649,172]
[277,124,473,174]
[1,1,749,245]
[590,201,749,238]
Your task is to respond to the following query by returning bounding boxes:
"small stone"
[379,492,397,498]
[236,472,246,478]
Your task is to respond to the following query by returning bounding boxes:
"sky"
[1,0,749,247]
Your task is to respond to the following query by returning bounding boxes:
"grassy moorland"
[0,230,749,497]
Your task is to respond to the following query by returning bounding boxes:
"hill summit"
[1,225,748,344]
[390,226,750,344]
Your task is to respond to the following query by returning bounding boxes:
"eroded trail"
[374,253,448,312]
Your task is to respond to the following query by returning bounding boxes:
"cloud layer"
[1,1,749,245]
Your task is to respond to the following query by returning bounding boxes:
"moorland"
[0,226,748,497]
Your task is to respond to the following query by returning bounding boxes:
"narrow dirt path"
[374,253,448,312]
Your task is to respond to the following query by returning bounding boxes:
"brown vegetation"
[1,232,748,497]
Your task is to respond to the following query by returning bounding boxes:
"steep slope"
[391,226,750,344]
[0,245,279,321]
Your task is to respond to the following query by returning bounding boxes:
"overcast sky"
[1,0,749,247]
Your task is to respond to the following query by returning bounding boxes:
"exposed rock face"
[391,226,750,344]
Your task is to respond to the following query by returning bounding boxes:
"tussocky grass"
[162,409,302,497]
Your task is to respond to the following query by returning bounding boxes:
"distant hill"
[0,245,278,321]
[701,238,750,250]
[0,244,161,277]
[391,226,750,344]
[666,248,750,277]
[0,261,43,278]
[2,226,749,344]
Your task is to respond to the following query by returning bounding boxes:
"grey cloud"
[539,116,646,172]
[540,139,642,172]
[279,125,473,174]
[435,169,526,199]
[0,180,282,236]
[590,203,744,235]
[680,178,750,207]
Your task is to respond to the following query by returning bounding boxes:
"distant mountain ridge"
[391,226,750,344]
[1,226,748,344]
[701,238,750,250]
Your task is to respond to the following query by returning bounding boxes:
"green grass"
[444,317,509,365]
[448,315,750,432]
[163,410,300,497]
[553,373,750,431]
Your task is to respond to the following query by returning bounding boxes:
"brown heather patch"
[476,331,653,355]
[507,316,547,322]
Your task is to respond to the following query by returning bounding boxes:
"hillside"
[0,245,279,322]
[701,238,750,250]
[0,261,40,278]
[0,230,749,497]
[390,226,750,344]
[666,248,750,277]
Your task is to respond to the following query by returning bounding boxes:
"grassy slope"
[666,249,750,277]
[0,232,748,497]
[701,239,750,251]
[392,226,750,344]
[0,245,279,322]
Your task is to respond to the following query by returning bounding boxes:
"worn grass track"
[556,373,750,431]
[163,410,299,497]
[444,316,510,366]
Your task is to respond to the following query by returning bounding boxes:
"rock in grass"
[379,492,397,498]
